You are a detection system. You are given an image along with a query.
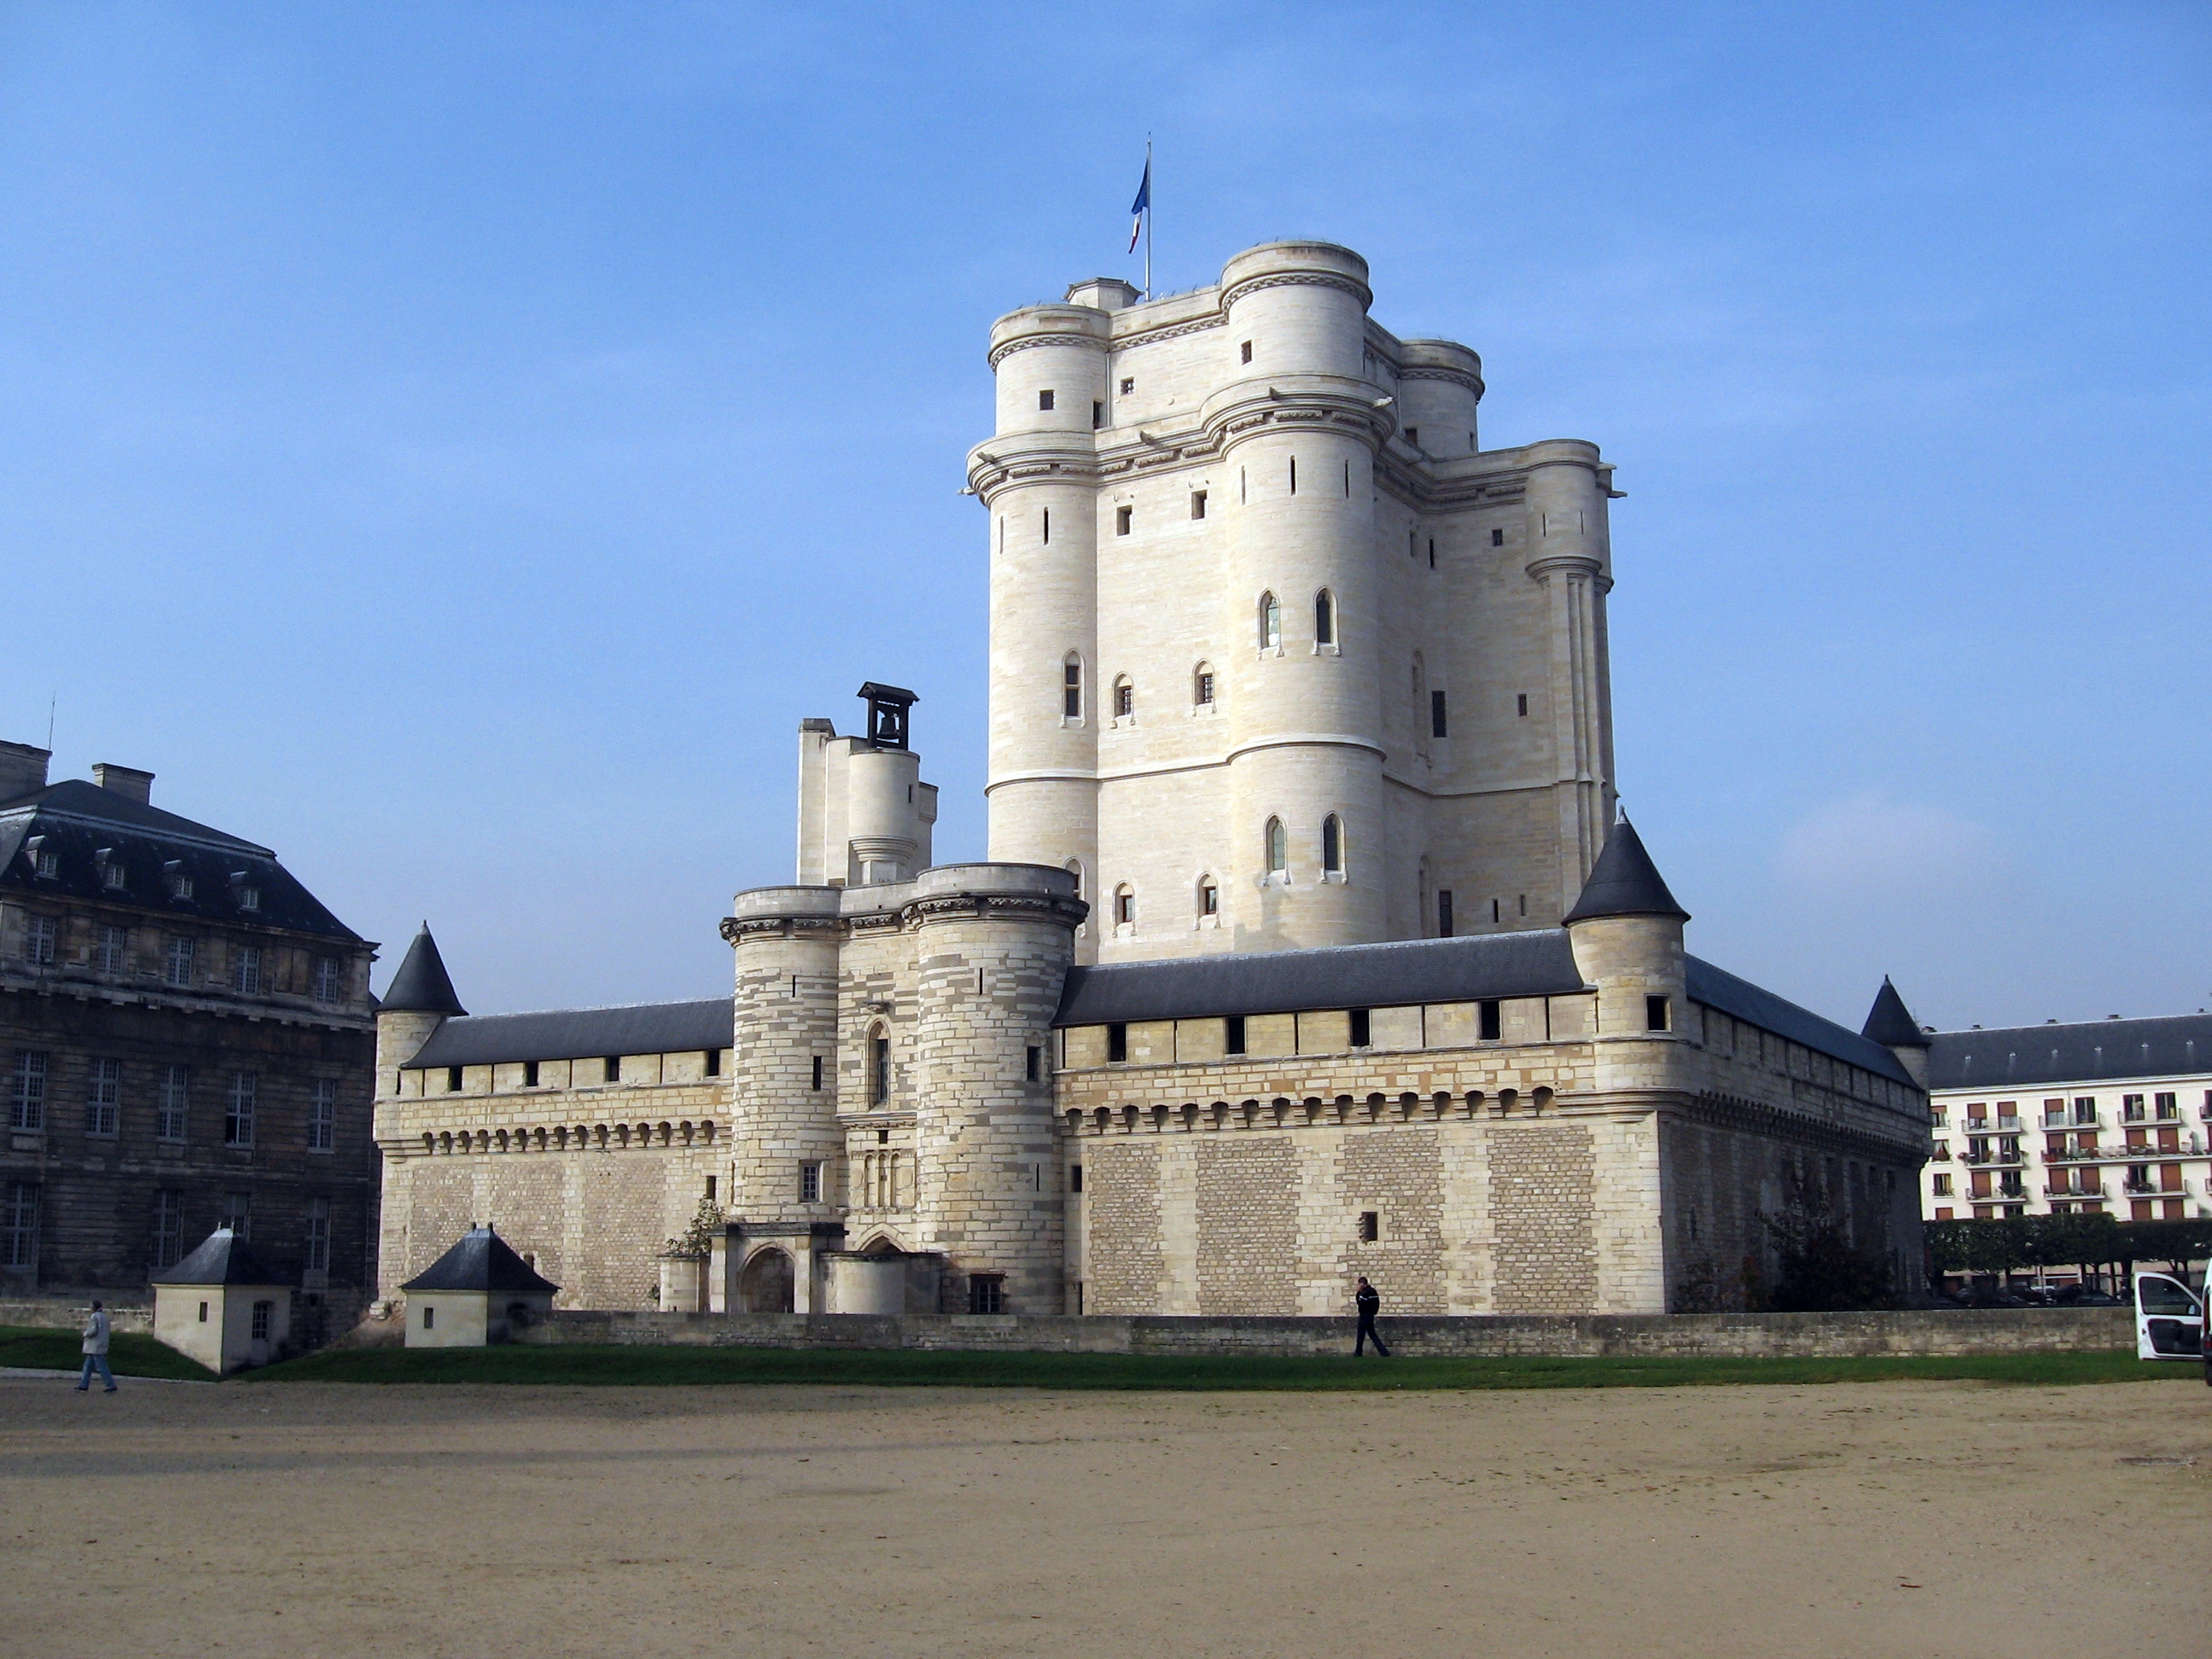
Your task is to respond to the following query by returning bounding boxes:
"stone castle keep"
[373,242,1931,1320]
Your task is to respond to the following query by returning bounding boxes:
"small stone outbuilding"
[151,1228,293,1375]
[402,1224,559,1347]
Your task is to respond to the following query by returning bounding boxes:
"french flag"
[1128,159,1150,253]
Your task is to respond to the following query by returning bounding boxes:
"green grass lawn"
[0,1324,218,1381]
[246,1342,2197,1392]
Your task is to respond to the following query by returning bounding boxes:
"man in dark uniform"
[1353,1276,1389,1357]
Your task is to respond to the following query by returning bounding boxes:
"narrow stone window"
[1259,592,1281,651]
[1343,460,1350,496]
[1428,538,1435,568]
[308,1079,336,1150]
[1240,467,1247,504]
[1194,667,1214,706]
[1349,1009,1371,1048]
[1438,890,1453,937]
[524,1059,540,1088]
[1120,377,1134,394]
[305,1198,330,1273]
[1266,817,1289,879]
[1404,426,1418,448]
[800,1162,821,1203]
[969,1274,1005,1314]
[1492,898,1501,923]
[1026,1045,1040,1083]
[1114,678,1133,718]
[1646,995,1671,1033]
[1240,340,1253,364]
[1107,1023,1128,1063]
[1479,1000,1502,1041]
[812,1055,824,1091]
[602,1056,620,1084]
[1408,529,1417,560]
[1516,693,1528,717]
[1313,590,1335,647]
[1358,1211,1380,1243]
[1431,691,1447,737]
[1518,894,1527,917]
[1190,489,1207,520]
[1492,527,1504,547]
[1116,504,1132,537]
[1199,880,1219,917]
[1321,814,1344,875]
[1289,456,1297,494]
[1070,1164,1084,1193]
[705,1048,722,1078]
[445,1066,463,1093]
[706,1175,717,1202]
[422,1305,434,1330]
[1043,508,1051,544]
[1038,388,1055,411]
[1115,886,1135,926]
[1062,657,1083,719]
[1091,400,1103,429]
[871,1033,890,1104]
[1225,1016,1246,1056]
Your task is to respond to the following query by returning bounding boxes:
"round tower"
[1206,242,1390,949]
[1394,339,1485,457]
[902,864,1085,1313]
[978,303,1111,927]
[721,888,843,1229]
[1522,438,1619,904]
[373,923,466,1089]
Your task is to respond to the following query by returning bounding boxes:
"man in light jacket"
[76,1300,116,1394]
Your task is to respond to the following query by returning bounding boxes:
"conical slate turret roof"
[1562,818,1690,925]
[1861,976,1931,1049]
[400,1225,559,1295]
[152,1227,288,1287]
[380,923,467,1016]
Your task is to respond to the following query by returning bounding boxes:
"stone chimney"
[92,763,154,805]
[0,742,51,802]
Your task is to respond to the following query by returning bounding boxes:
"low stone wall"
[520,1306,2133,1359]
[0,1296,152,1335]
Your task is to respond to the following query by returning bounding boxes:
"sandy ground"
[1,1375,2206,1659]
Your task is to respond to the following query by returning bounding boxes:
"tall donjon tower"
[973,241,1618,964]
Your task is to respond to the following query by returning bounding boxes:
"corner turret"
[375,923,465,1084]
[1563,818,1689,1053]
[1861,975,1931,1088]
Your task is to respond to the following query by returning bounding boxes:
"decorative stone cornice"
[1220,267,1373,312]
[719,914,840,946]
[1399,364,1487,398]
[1113,311,1226,353]
[1525,554,1614,594]
[1683,1090,1927,1162]
[987,331,1110,370]
[905,891,1089,931]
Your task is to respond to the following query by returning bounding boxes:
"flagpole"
[1144,135,1152,300]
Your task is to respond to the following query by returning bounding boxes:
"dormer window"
[230,872,259,911]
[26,837,55,879]
[164,862,193,901]
[97,852,126,890]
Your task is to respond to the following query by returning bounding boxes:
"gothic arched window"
[1266,817,1289,878]
[1259,592,1282,651]
[1322,814,1345,875]
[1314,589,1336,648]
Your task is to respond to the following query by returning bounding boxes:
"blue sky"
[2,2,2205,1031]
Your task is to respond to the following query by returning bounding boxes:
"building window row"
[1060,660,1227,725]
[14,917,347,1002]
[4,1051,338,1150]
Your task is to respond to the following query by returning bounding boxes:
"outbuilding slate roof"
[404,998,734,1069]
[152,1228,288,1287]
[1054,928,1591,1027]
[400,1225,560,1295]
[1927,1014,2212,1092]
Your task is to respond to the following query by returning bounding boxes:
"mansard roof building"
[0,740,379,1342]
[373,242,1931,1319]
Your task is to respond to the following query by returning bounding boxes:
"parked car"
[2131,1272,2203,1361]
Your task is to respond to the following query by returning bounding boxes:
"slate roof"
[1861,977,1931,1049]
[1927,1014,2212,1092]
[1054,928,1591,1027]
[1561,819,1690,924]
[405,998,734,1068]
[0,779,361,942]
[152,1228,288,1287]
[1685,958,1917,1086]
[381,926,468,1016]
[400,1225,560,1295]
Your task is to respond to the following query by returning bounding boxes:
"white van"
[2131,1272,2203,1362]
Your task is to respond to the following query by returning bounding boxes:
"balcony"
[2046,1183,2106,1200]
[1961,1151,2024,1167]
[2122,1179,2162,1196]
[1995,1116,2023,1133]
[2043,1147,2104,1164]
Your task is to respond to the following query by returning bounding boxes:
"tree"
[1761,1163,1895,1311]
